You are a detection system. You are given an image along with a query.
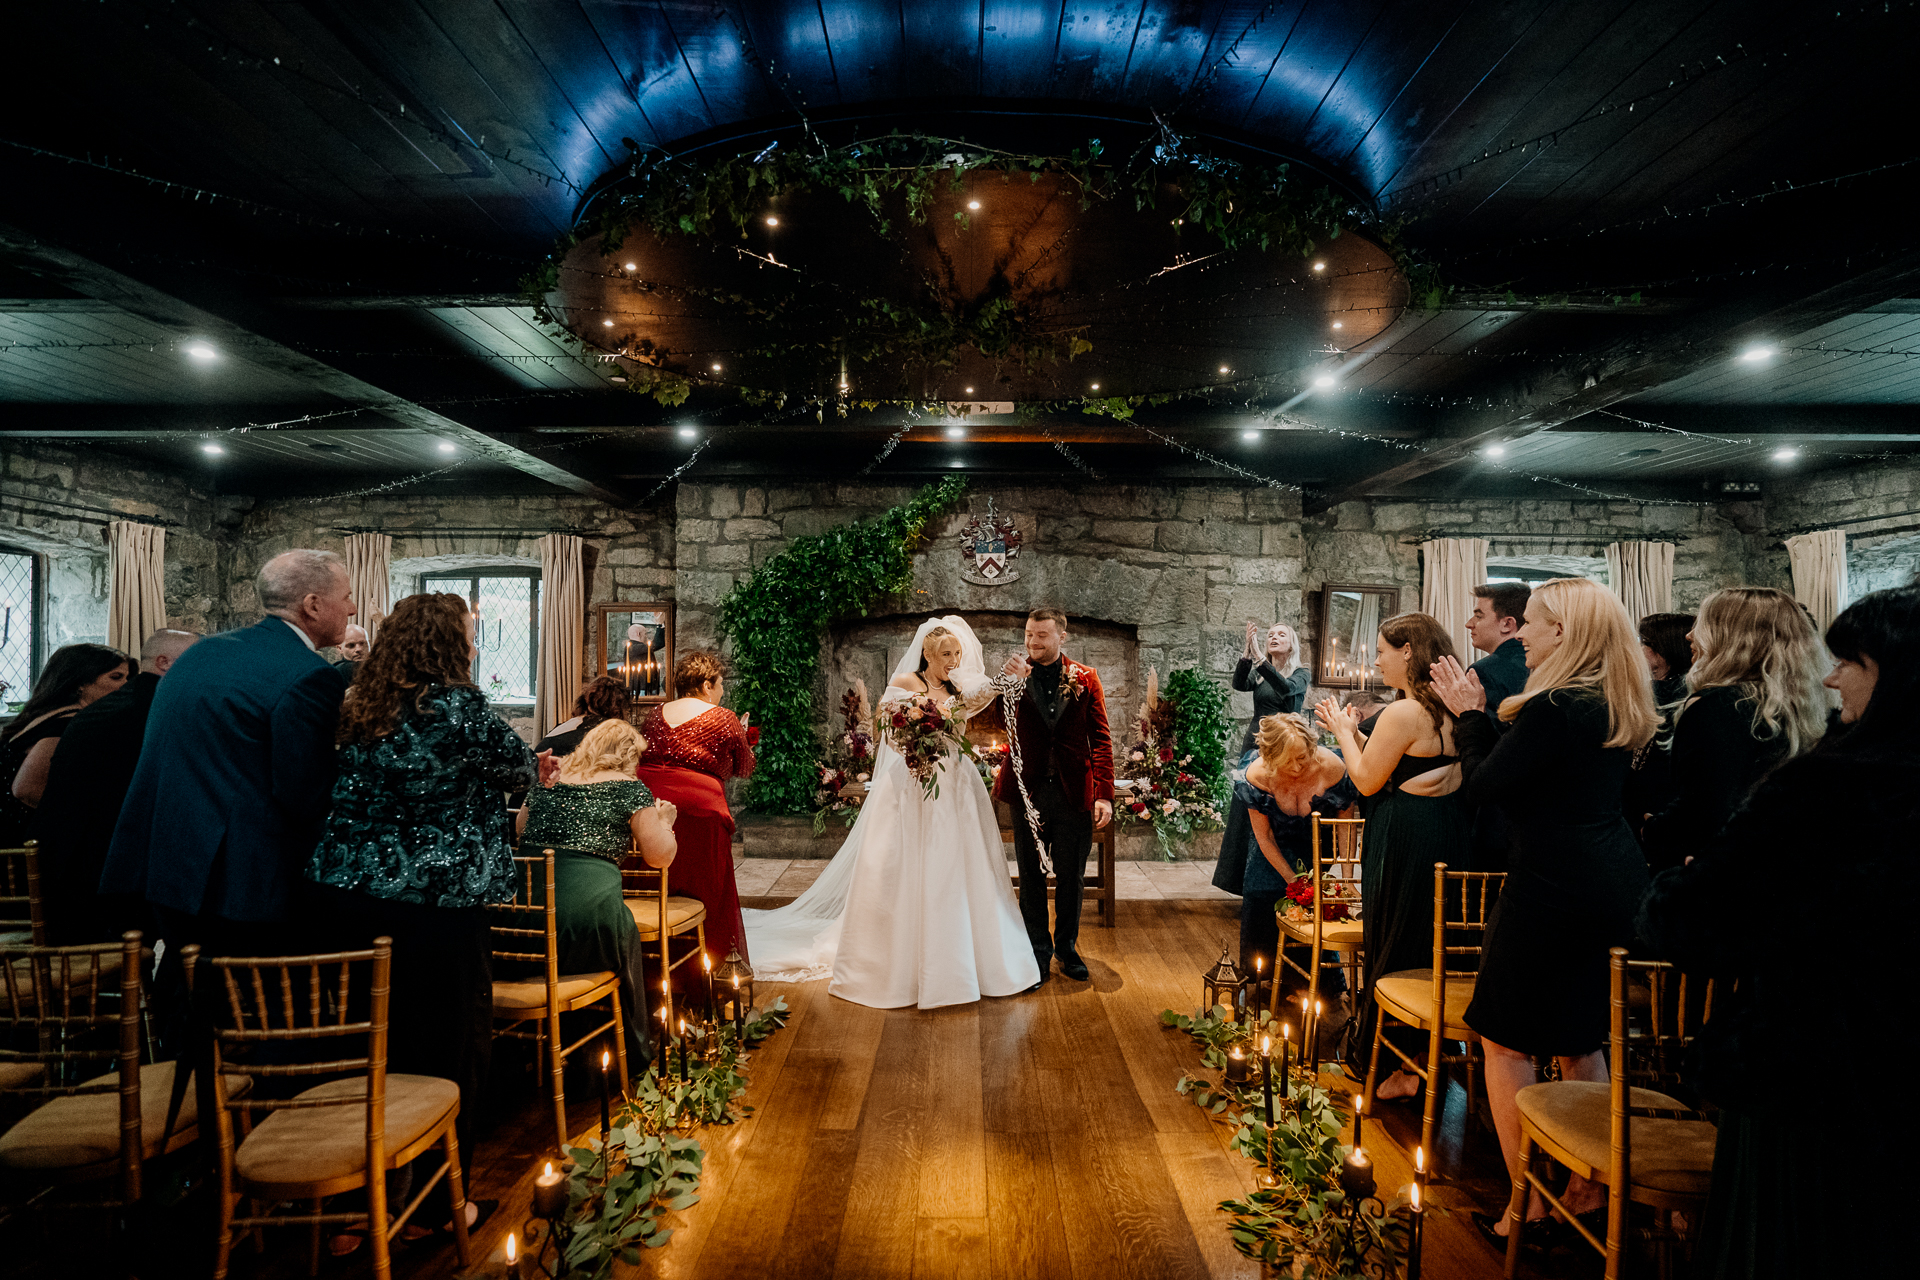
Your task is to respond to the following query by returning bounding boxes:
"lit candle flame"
[732,975,740,989]
[1410,1181,1420,1211]
[544,1161,554,1178]
[703,952,711,972]
[1282,1022,1291,1040]
[1415,1146,1425,1174]
[679,1019,686,1034]
[1260,1034,1271,1054]
[507,1233,517,1263]
[601,1049,610,1071]
[1353,1092,1364,1116]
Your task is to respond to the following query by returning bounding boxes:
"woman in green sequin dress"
[518,718,677,1063]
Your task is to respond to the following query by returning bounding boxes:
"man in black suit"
[102,549,355,986]
[33,627,200,944]
[1463,581,1531,869]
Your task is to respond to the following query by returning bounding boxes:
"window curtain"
[105,521,166,658]
[341,533,392,645]
[535,533,584,737]
[1420,537,1487,658]
[1786,528,1849,634]
[1604,541,1675,623]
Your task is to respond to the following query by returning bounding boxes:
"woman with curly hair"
[636,649,755,985]
[516,718,677,1064]
[303,592,536,1245]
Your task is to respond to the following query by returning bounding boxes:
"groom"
[992,608,1114,983]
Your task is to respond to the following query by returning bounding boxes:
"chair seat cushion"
[1374,968,1477,1034]
[626,896,707,940]
[492,972,618,1012]
[0,1061,47,1091]
[6,950,125,1000]
[1279,918,1364,948]
[0,1061,251,1171]
[234,1074,459,1189]
[1517,1081,1717,1196]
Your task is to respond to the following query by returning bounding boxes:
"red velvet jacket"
[984,654,1116,812]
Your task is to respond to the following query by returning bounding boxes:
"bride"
[742,616,1042,1008]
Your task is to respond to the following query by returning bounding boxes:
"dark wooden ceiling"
[2,0,1917,505]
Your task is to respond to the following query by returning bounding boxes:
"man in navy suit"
[1463,581,1531,870]
[103,550,355,982]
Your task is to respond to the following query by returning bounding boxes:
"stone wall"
[1760,456,1920,601]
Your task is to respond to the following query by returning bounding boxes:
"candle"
[1260,1034,1273,1128]
[702,951,719,1026]
[1339,1144,1375,1198]
[1253,955,1264,1023]
[506,1232,520,1280]
[1225,1045,1250,1086]
[1351,1092,1364,1154]
[532,1160,567,1217]
[599,1049,612,1141]
[678,1019,689,1083]
[1279,1022,1291,1101]
[732,974,744,1038]
[1408,1177,1424,1280]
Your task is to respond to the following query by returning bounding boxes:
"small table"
[1001,803,1117,928]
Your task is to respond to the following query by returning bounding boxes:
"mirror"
[595,601,675,703]
[1316,584,1401,688]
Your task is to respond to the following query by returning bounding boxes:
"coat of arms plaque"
[957,498,1023,586]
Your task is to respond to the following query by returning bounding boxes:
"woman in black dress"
[1316,612,1471,1099]
[1640,588,1828,873]
[1233,620,1310,755]
[1622,611,1696,842]
[1,644,132,846]
[1638,587,1913,1280]
[1429,577,1658,1242]
[535,674,630,757]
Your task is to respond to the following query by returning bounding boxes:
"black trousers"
[1009,777,1093,962]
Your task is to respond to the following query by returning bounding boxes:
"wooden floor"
[5,899,1599,1280]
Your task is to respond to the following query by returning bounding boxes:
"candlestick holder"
[518,1210,569,1277]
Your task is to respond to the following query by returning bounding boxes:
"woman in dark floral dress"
[303,592,535,1238]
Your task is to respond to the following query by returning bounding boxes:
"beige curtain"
[1420,537,1487,658]
[1604,541,1675,623]
[1786,529,1849,633]
[342,533,392,645]
[105,521,166,658]
[535,533,585,737]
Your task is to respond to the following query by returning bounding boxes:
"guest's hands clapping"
[1428,656,1488,716]
[1314,696,1361,738]
[1244,620,1260,660]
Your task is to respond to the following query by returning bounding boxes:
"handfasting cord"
[993,675,1054,877]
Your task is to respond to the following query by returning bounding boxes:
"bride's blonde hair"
[1500,578,1657,750]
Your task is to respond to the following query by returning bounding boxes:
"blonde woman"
[517,718,678,1065]
[1639,588,1828,873]
[1235,620,1311,755]
[1429,577,1657,1245]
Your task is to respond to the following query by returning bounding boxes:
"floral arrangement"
[486,673,508,699]
[882,693,977,801]
[811,682,876,835]
[1117,668,1229,859]
[1282,874,1359,925]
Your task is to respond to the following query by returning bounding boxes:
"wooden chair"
[187,937,469,1280]
[621,857,707,1030]
[0,840,45,947]
[0,932,195,1208]
[1504,948,1719,1280]
[1364,862,1505,1171]
[1280,814,1366,1062]
[494,849,629,1152]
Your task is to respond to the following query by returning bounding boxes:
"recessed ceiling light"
[1738,344,1775,364]
[967,200,981,210]
[1485,444,1506,457]
[1089,382,1100,391]
[711,362,722,371]
[610,374,628,384]
[948,459,964,468]
[186,344,218,360]
[1242,430,1260,441]
[623,262,637,271]
[1332,321,1344,330]
[678,427,698,440]
[964,386,974,395]
[1218,365,1230,374]
[1313,374,1337,388]
[1312,261,1326,272]
[437,441,457,454]
[765,215,779,227]
[1773,446,1800,461]
[602,319,614,328]
[201,442,224,455]
[946,426,966,439]
[838,381,849,391]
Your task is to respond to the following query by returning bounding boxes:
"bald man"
[332,622,369,674]
[33,628,200,944]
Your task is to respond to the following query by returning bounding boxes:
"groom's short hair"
[1027,608,1068,629]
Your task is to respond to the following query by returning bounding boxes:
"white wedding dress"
[741,617,1042,1009]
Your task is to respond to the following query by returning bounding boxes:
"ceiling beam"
[1303,251,1920,513]
[0,224,624,504]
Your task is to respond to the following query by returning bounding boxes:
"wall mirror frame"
[594,601,676,705]
[1316,584,1401,688]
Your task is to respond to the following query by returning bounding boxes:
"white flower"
[856,772,869,782]
[1161,799,1181,815]
[1129,749,1145,762]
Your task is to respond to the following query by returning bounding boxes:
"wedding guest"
[1640,588,1827,874]
[516,718,677,1064]
[330,623,370,675]
[537,675,630,757]
[636,650,755,986]
[32,629,199,944]
[1637,586,1912,1280]
[1,643,132,845]
[1315,612,1470,1095]
[1466,583,1531,712]
[1638,612,1695,706]
[303,592,534,1244]
[1429,577,1657,1245]
[1233,620,1310,755]
[1213,713,1356,1002]
[1624,610,1698,842]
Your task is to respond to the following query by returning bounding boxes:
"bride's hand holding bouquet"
[882,694,978,800]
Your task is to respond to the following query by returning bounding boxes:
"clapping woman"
[1429,577,1657,1245]
[1234,621,1311,755]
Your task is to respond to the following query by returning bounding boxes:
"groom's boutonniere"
[1059,660,1095,706]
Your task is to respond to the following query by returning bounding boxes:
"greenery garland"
[717,476,968,813]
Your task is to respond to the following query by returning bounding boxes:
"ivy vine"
[717,476,969,813]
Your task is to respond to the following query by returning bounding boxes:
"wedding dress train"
[741,618,1041,1009]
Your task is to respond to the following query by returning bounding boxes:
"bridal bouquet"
[882,694,978,801]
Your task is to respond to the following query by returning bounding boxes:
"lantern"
[1202,943,1251,1017]
[714,945,755,1023]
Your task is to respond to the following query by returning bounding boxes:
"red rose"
[1285,879,1315,906]
[1130,800,1148,814]
[1323,902,1351,922]
[1159,746,1175,763]
[892,711,908,728]
[745,727,761,746]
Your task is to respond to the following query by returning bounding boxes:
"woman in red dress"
[635,650,755,986]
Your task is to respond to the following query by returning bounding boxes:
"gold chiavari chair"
[1364,862,1505,1170]
[621,857,707,1031]
[0,840,46,947]
[1279,814,1365,1063]
[491,849,628,1151]
[1504,949,1719,1280]
[0,932,201,1210]
[188,937,469,1280]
